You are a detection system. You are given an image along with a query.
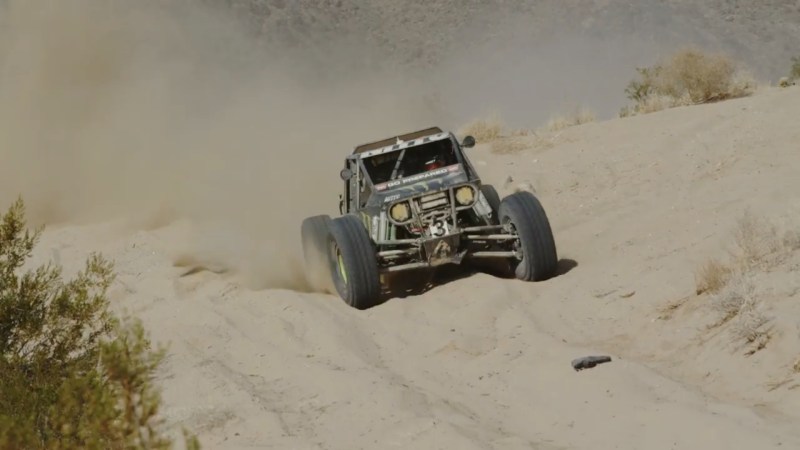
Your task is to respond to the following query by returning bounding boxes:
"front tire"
[327,215,381,309]
[498,191,558,281]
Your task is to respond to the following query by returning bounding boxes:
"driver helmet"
[424,157,444,171]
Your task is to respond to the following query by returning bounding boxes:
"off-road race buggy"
[301,126,558,309]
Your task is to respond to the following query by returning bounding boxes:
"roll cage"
[338,131,478,214]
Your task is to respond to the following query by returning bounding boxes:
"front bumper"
[376,225,518,273]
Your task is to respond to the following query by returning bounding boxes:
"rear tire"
[327,215,381,309]
[498,191,558,281]
[301,215,334,293]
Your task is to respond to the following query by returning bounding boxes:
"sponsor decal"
[384,194,401,203]
[374,164,462,191]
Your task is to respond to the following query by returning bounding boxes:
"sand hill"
[3,0,800,448]
[25,82,800,449]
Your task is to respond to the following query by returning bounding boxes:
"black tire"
[301,215,334,293]
[327,215,381,309]
[480,184,502,224]
[498,191,558,281]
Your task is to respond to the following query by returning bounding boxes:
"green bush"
[791,56,800,80]
[0,198,199,450]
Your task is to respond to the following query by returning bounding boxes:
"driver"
[423,155,444,171]
[423,141,453,171]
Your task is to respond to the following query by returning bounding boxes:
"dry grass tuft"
[490,138,529,155]
[489,133,557,155]
[710,273,771,350]
[695,258,732,295]
[459,114,506,142]
[695,209,800,350]
[542,107,596,132]
[696,210,793,296]
[710,272,756,325]
[621,48,756,117]
[619,94,693,117]
[728,69,758,97]
[657,295,692,321]
[791,56,800,80]
[730,210,788,270]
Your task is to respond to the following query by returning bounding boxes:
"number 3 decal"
[431,220,448,237]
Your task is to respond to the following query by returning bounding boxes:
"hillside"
[25,84,800,449]
[219,0,800,125]
[223,0,800,76]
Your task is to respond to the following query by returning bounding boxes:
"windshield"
[362,138,458,184]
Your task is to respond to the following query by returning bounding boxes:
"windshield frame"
[358,135,463,187]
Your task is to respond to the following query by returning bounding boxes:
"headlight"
[455,185,476,206]
[389,201,411,222]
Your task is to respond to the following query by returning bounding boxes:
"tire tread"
[498,191,557,281]
[328,215,381,309]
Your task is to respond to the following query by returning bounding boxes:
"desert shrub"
[791,56,800,80]
[624,66,660,105]
[694,210,800,351]
[709,273,770,347]
[695,210,795,296]
[710,272,756,324]
[458,114,505,142]
[621,48,755,116]
[542,107,595,132]
[728,209,792,270]
[0,198,199,450]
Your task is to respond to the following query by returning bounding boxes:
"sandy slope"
[27,85,800,449]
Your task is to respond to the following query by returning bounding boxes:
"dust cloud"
[0,0,760,290]
[0,0,446,290]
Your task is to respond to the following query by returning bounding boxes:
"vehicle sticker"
[374,164,463,191]
[428,220,450,237]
